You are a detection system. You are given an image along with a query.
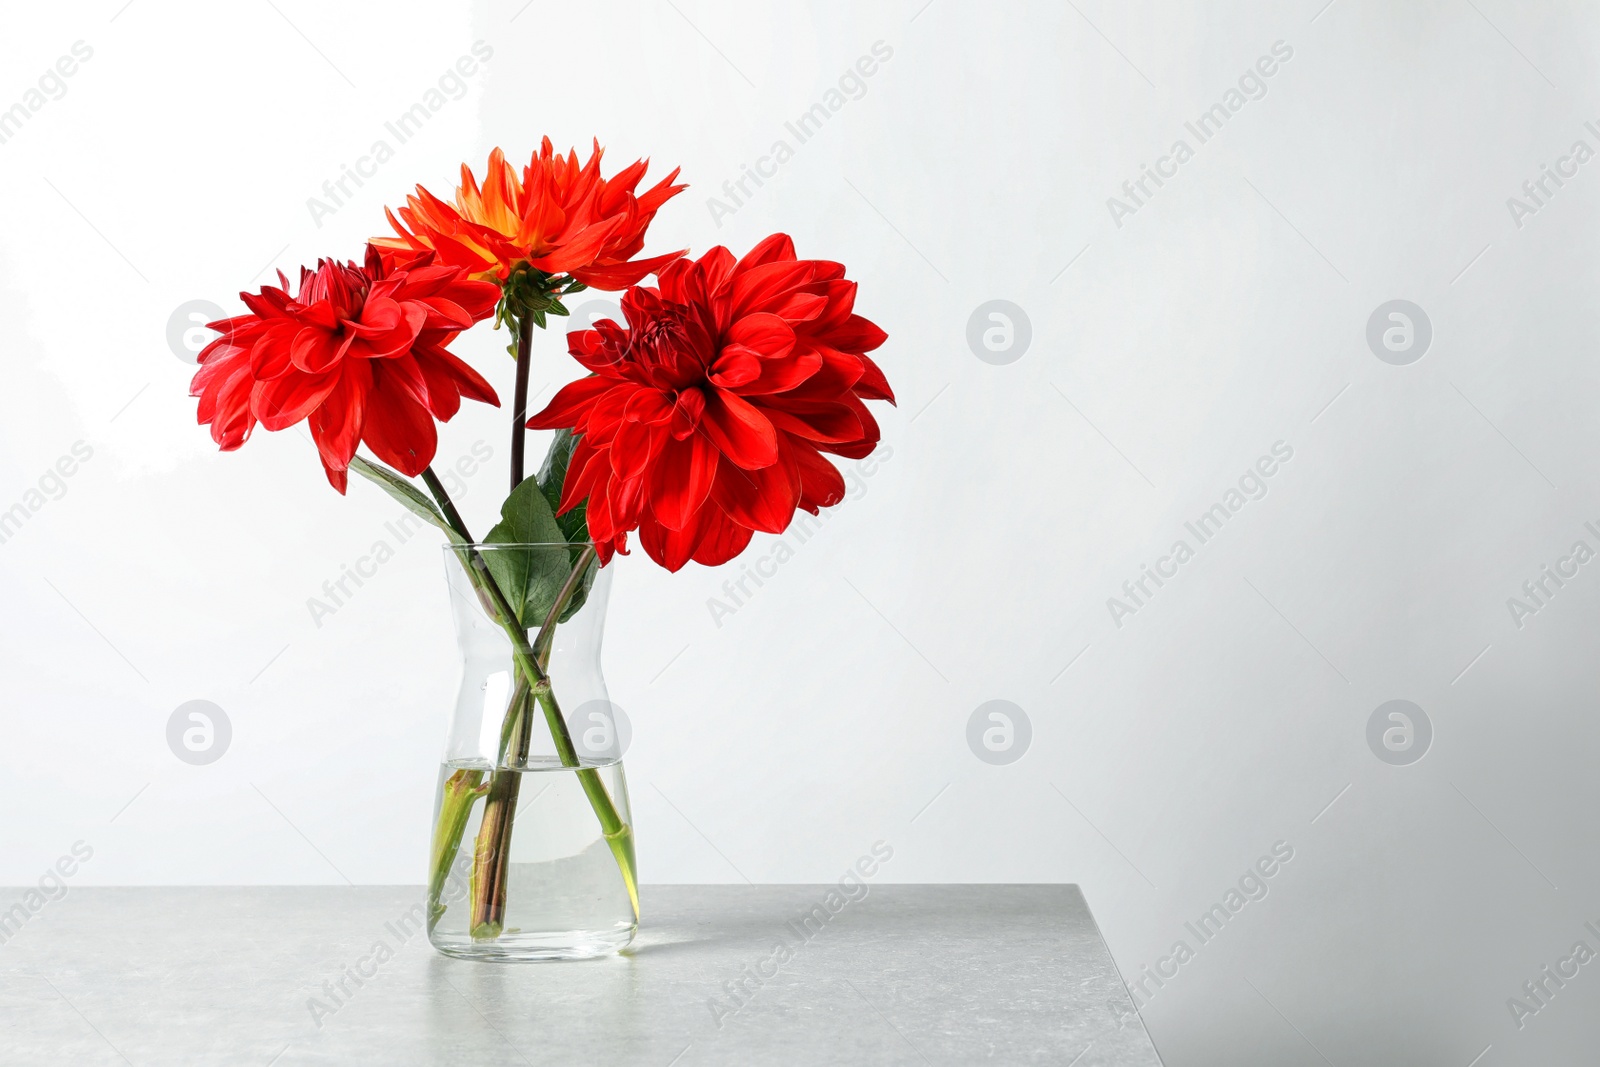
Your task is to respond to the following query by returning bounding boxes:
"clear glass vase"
[427,543,638,961]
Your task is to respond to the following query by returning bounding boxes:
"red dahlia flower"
[192,246,501,492]
[527,234,893,571]
[374,139,686,289]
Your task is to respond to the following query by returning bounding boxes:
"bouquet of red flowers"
[192,140,893,959]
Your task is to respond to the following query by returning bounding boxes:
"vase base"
[427,760,639,963]
[429,924,637,962]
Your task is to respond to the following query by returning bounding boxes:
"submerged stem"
[470,684,531,938]
[428,768,486,929]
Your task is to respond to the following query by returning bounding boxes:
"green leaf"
[481,476,571,629]
[536,429,589,546]
[348,456,465,545]
[536,429,596,622]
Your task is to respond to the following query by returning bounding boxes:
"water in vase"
[428,757,638,961]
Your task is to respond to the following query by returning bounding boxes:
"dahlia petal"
[649,433,718,532]
[451,278,504,320]
[673,313,720,382]
[792,344,865,397]
[426,229,497,274]
[610,471,649,530]
[347,298,426,358]
[689,512,753,567]
[707,347,761,389]
[654,257,694,303]
[710,455,798,535]
[411,296,474,330]
[636,167,687,215]
[758,398,863,445]
[515,172,566,251]
[238,291,285,319]
[623,387,674,425]
[726,312,795,361]
[413,354,463,421]
[290,326,342,375]
[670,387,706,439]
[697,247,737,299]
[379,205,429,249]
[852,354,896,403]
[195,333,244,372]
[253,370,340,431]
[375,352,430,407]
[190,346,243,407]
[250,325,297,379]
[527,215,620,276]
[637,515,703,573]
[582,384,642,440]
[293,299,341,333]
[557,438,608,515]
[609,418,661,482]
[349,293,400,330]
[730,260,813,319]
[198,357,258,450]
[196,339,243,379]
[571,249,687,291]
[479,147,521,235]
[791,442,848,511]
[414,342,500,412]
[700,387,779,469]
[360,369,437,476]
[731,346,821,396]
[204,313,258,335]
[527,375,617,431]
[735,233,796,272]
[850,401,881,449]
[307,359,370,486]
[584,469,616,540]
[828,313,889,353]
[823,437,877,461]
[569,319,633,374]
[772,290,829,322]
[388,262,456,294]
[603,156,647,196]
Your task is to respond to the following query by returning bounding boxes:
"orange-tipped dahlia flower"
[527,234,894,572]
[374,139,686,290]
[192,246,501,492]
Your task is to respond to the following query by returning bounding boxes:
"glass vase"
[427,543,638,961]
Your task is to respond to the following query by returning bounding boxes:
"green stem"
[530,681,639,919]
[497,673,532,764]
[421,467,477,542]
[470,683,530,939]
[428,768,486,929]
[534,544,597,670]
[509,313,533,491]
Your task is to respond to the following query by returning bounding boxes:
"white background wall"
[3,1,1598,1062]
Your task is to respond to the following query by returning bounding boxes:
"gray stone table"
[0,885,1164,1066]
